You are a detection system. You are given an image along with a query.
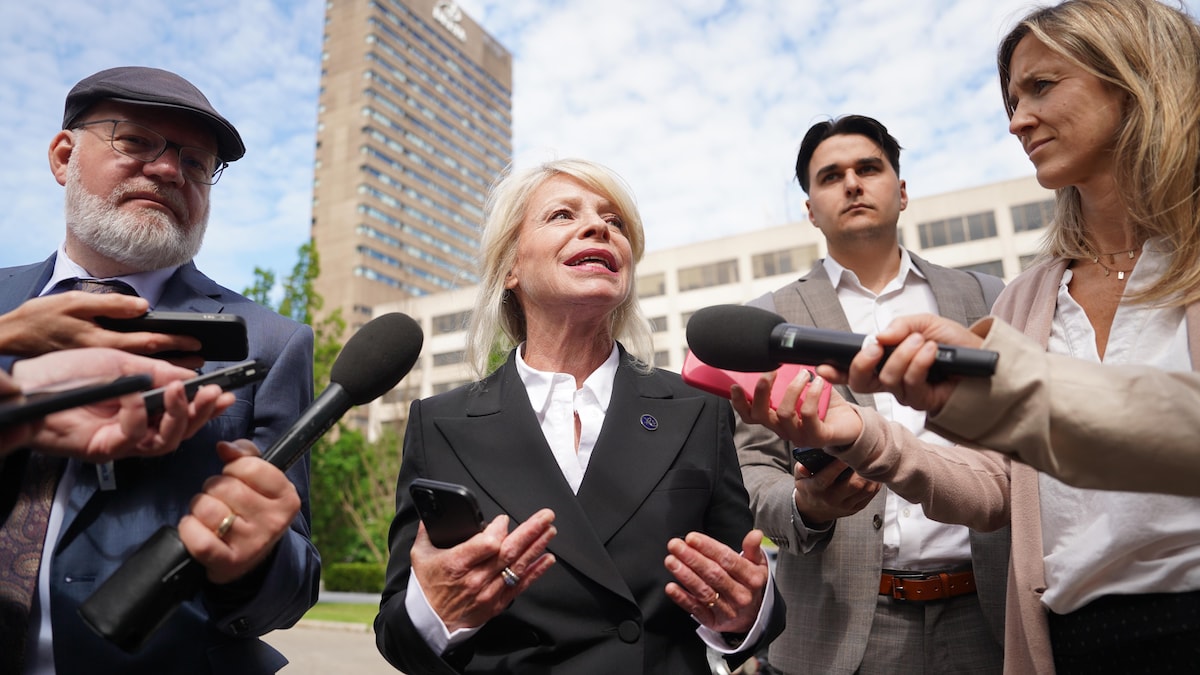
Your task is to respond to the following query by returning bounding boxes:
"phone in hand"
[792,447,838,474]
[681,350,832,417]
[0,373,154,428]
[409,478,485,548]
[141,360,269,416]
[96,311,249,361]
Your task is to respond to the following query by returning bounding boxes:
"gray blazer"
[734,252,1009,674]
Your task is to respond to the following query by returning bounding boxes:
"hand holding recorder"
[1,348,233,461]
[0,292,198,359]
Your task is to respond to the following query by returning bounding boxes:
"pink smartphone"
[681,350,831,419]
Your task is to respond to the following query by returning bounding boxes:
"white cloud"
[2,0,1197,294]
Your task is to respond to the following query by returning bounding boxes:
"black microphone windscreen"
[330,312,424,405]
[686,304,784,372]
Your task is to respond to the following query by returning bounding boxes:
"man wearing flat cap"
[0,66,318,674]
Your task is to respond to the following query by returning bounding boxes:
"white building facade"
[368,174,1053,438]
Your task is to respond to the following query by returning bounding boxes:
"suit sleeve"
[203,320,321,635]
[375,399,464,674]
[928,318,1200,496]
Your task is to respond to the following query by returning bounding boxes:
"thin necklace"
[1090,247,1138,280]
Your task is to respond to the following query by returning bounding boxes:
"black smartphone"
[96,311,249,361]
[141,360,269,416]
[0,373,154,428]
[792,447,837,474]
[409,478,485,548]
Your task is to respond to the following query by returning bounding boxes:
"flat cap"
[63,66,245,162]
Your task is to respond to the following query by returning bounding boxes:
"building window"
[637,272,665,298]
[752,245,819,279]
[653,351,670,367]
[648,316,668,333]
[956,260,1004,278]
[432,350,465,366]
[918,210,997,249]
[1011,199,1055,233]
[432,310,471,334]
[678,259,739,292]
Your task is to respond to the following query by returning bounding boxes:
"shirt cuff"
[404,572,481,655]
[695,558,777,653]
[790,488,833,552]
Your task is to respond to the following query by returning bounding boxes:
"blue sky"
[3,0,1196,299]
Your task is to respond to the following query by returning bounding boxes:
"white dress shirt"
[1040,240,1200,614]
[793,250,972,571]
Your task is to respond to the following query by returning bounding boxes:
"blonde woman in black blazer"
[375,159,785,674]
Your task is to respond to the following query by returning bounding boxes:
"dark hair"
[794,114,902,194]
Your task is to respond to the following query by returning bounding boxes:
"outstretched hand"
[729,368,863,450]
[664,529,769,635]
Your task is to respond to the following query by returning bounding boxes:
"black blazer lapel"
[575,353,703,545]
[433,359,635,603]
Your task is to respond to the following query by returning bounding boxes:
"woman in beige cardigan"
[733,1,1200,672]
[831,311,1200,498]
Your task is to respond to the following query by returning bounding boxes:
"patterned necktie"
[0,276,136,671]
[0,451,65,673]
[63,278,139,296]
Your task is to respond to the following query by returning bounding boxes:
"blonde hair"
[465,158,654,378]
[998,0,1200,305]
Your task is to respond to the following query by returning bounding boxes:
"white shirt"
[25,244,177,675]
[794,250,972,571]
[406,343,776,656]
[1040,240,1200,614]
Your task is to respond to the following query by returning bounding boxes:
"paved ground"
[265,591,400,675]
[266,620,398,675]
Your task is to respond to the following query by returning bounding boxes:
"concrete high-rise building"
[312,0,512,331]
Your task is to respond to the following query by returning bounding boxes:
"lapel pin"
[640,414,658,431]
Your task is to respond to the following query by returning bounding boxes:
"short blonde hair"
[998,0,1200,306]
[465,158,654,377]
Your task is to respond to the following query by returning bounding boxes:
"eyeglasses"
[74,119,228,185]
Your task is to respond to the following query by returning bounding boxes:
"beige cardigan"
[831,258,1200,674]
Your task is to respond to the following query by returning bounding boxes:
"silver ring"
[215,512,237,538]
[500,566,520,587]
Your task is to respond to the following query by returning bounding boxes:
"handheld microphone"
[686,304,997,379]
[78,313,424,653]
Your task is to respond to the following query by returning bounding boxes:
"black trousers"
[1048,589,1200,674]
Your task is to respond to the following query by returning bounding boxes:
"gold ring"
[215,512,237,538]
[707,591,720,608]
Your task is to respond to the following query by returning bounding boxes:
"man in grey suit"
[734,115,1007,674]
[0,67,318,674]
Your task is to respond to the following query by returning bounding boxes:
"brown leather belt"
[879,570,976,602]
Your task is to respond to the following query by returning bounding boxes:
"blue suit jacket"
[0,255,320,675]
[376,347,785,674]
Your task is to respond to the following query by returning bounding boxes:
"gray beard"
[64,159,208,272]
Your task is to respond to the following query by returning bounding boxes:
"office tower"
[313,0,513,331]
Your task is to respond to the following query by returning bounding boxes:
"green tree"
[246,240,400,567]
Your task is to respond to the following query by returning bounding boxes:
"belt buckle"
[885,571,935,602]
